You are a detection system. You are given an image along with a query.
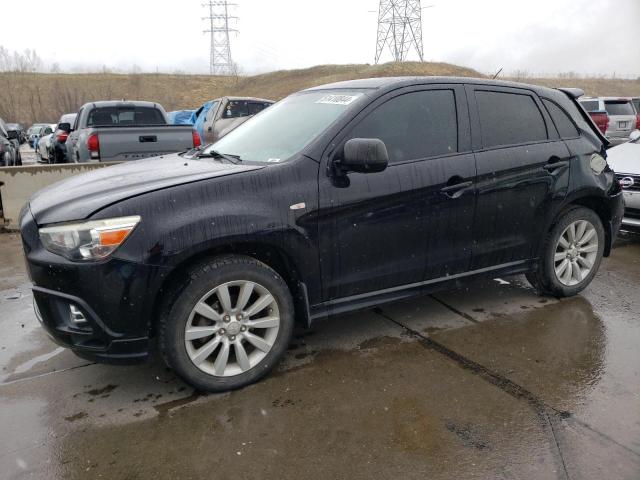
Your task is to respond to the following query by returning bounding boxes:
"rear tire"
[527,207,605,297]
[159,255,295,392]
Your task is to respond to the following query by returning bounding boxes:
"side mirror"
[629,130,640,142]
[340,138,389,173]
[6,130,18,140]
[58,122,72,133]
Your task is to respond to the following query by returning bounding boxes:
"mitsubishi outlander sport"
[20,77,624,392]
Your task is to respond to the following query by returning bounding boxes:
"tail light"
[636,114,640,130]
[192,130,202,148]
[87,133,100,160]
[56,132,69,143]
[590,112,609,135]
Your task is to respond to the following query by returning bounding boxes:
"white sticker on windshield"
[267,158,281,163]
[315,94,360,106]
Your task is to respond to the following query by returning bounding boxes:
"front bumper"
[32,286,150,364]
[20,207,166,364]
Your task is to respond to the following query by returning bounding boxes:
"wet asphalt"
[0,232,639,479]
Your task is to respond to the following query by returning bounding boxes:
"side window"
[543,99,580,139]
[223,101,250,119]
[475,90,547,148]
[349,90,458,164]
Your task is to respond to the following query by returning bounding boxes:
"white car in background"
[580,97,638,146]
[607,130,640,231]
[36,124,57,163]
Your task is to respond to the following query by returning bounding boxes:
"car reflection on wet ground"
[1,232,639,479]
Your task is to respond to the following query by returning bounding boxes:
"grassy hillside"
[0,62,638,125]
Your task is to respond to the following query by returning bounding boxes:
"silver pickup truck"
[65,101,200,163]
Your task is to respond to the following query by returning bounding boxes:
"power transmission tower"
[374,0,428,64]
[203,1,238,75]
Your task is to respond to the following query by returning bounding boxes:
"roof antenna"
[492,67,503,80]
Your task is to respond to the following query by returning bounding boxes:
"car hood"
[607,141,640,175]
[30,153,264,225]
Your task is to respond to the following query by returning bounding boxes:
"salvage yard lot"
[1,231,639,479]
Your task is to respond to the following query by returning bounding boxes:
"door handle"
[440,180,473,199]
[543,160,569,172]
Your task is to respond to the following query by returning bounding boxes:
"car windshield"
[604,101,635,116]
[203,89,369,163]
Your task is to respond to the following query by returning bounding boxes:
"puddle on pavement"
[52,340,561,480]
[427,295,640,452]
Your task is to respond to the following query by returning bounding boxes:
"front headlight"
[39,216,141,261]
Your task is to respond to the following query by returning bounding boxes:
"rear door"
[467,85,572,270]
[318,84,476,301]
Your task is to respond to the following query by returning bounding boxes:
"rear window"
[543,99,580,139]
[475,90,547,148]
[604,101,635,116]
[632,99,639,113]
[580,100,600,112]
[87,107,166,127]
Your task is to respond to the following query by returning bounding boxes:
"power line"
[203,1,238,75]
[374,1,433,64]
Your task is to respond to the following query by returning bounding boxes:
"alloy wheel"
[184,280,280,377]
[553,220,599,286]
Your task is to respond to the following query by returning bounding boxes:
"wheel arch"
[148,242,312,338]
[546,195,613,257]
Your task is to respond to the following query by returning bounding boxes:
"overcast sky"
[2,0,639,76]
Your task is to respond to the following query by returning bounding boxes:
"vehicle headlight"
[39,216,141,261]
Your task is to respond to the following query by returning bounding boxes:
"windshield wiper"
[196,149,241,164]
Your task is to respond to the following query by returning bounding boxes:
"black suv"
[20,77,623,391]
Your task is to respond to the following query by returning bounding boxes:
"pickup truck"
[64,101,201,163]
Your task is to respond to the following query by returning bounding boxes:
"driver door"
[317,85,476,304]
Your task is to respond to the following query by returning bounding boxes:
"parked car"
[48,113,77,163]
[65,101,201,163]
[0,118,21,166]
[36,127,56,163]
[192,96,274,145]
[580,97,637,146]
[28,123,54,148]
[20,77,623,392]
[6,123,26,144]
[607,130,640,231]
[579,97,609,135]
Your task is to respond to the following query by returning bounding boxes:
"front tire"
[159,256,295,392]
[527,207,605,297]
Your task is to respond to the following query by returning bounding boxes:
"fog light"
[69,304,88,326]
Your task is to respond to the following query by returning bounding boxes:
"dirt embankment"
[1,62,637,125]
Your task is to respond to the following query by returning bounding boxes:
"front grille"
[625,207,640,220]
[616,174,640,192]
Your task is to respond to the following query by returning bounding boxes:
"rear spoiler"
[557,87,610,148]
